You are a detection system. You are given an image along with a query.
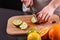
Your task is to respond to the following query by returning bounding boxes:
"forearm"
[48,0,60,9]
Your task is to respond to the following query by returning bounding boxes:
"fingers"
[26,0,33,7]
[38,12,43,18]
[36,13,39,17]
[21,0,23,2]
[45,14,50,21]
[21,0,33,7]
[37,12,43,23]
[37,12,51,23]
[42,12,47,20]
[31,0,33,6]
[25,0,30,7]
[21,0,26,2]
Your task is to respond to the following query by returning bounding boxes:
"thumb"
[21,0,23,2]
[25,0,31,7]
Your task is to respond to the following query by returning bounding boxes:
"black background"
[0,0,22,11]
[0,8,27,40]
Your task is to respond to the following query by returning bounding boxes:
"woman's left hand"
[36,5,55,23]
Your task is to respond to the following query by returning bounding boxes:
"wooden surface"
[6,14,60,35]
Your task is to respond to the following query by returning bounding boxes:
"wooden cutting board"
[6,14,60,35]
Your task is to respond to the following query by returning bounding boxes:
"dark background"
[0,0,27,40]
[0,0,22,11]
[0,8,27,40]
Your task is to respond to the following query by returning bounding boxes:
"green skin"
[31,16,38,23]
[19,22,28,30]
[12,20,22,26]
[12,20,28,30]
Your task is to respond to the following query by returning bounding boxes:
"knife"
[30,6,36,17]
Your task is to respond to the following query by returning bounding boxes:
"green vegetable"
[12,20,22,26]
[31,16,37,23]
[19,22,28,29]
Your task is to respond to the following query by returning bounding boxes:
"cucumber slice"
[12,20,22,26]
[19,22,28,29]
[31,16,37,23]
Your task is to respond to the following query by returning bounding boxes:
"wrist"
[47,4,56,12]
[49,0,60,9]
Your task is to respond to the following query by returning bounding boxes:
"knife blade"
[30,6,36,17]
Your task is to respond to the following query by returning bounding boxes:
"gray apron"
[23,0,60,16]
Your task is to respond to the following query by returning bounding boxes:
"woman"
[21,0,60,23]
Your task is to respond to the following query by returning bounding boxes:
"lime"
[12,20,22,26]
[19,22,28,29]
[31,16,37,23]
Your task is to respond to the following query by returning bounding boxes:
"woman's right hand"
[21,0,33,8]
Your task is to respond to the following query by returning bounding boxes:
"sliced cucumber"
[31,16,37,23]
[12,20,22,26]
[19,22,28,30]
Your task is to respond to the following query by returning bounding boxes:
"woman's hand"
[21,0,33,7]
[36,5,55,23]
